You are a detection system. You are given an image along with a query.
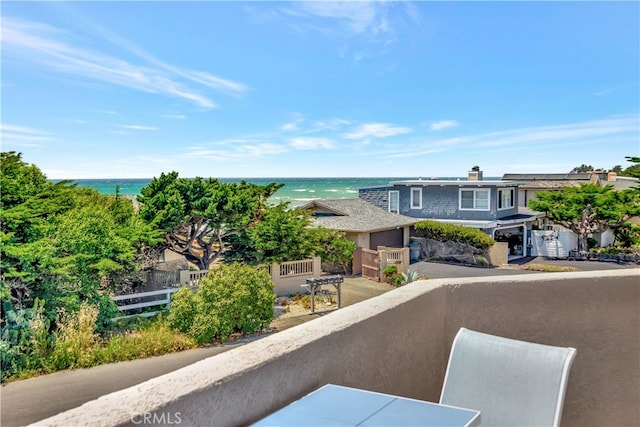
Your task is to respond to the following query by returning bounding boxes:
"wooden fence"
[361,248,380,282]
[360,247,410,282]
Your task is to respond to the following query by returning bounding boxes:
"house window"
[389,191,399,214]
[498,188,515,210]
[459,189,490,210]
[410,187,422,209]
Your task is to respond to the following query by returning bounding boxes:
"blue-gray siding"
[359,185,519,221]
[358,186,392,211]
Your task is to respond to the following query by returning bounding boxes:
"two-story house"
[359,168,539,257]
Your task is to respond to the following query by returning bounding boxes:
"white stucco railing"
[39,269,640,427]
[263,257,322,296]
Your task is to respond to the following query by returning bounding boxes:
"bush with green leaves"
[382,264,403,287]
[168,263,275,344]
[614,222,640,248]
[0,299,52,380]
[414,220,495,250]
[308,227,356,274]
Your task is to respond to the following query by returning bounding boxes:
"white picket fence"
[111,288,184,321]
[111,258,322,319]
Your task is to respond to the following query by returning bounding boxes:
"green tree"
[570,164,594,173]
[138,173,282,270]
[609,165,623,174]
[620,156,640,179]
[529,184,640,252]
[307,227,356,274]
[224,203,315,265]
[1,152,159,329]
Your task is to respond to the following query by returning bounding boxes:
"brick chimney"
[468,166,483,181]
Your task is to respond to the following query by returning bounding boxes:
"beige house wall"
[346,231,370,249]
[36,270,639,427]
[484,241,508,265]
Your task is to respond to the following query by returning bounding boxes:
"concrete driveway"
[410,256,639,278]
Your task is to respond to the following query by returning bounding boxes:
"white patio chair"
[440,327,577,427]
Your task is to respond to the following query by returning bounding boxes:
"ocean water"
[64,177,419,207]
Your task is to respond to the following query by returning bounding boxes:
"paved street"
[2,257,638,427]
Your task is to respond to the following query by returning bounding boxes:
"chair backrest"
[440,328,576,427]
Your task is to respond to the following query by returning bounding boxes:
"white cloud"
[289,137,336,150]
[342,122,411,139]
[281,122,298,132]
[240,143,290,156]
[291,2,386,36]
[275,1,419,59]
[475,116,639,148]
[367,115,639,160]
[122,125,157,131]
[593,86,619,97]
[280,112,305,132]
[1,17,248,109]
[181,142,289,160]
[162,114,187,119]
[312,118,351,131]
[0,124,52,146]
[429,120,459,131]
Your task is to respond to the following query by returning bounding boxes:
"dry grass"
[521,264,579,273]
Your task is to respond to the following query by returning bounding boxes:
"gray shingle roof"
[602,177,639,191]
[502,173,595,181]
[300,198,418,233]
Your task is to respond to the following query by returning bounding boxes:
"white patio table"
[253,384,481,426]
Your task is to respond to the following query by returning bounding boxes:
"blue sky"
[1,1,638,179]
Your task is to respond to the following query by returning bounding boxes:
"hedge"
[414,220,494,250]
[167,263,275,344]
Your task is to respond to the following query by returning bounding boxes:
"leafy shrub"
[401,269,421,284]
[414,220,495,250]
[166,287,197,335]
[299,295,326,310]
[168,263,275,344]
[0,299,53,380]
[382,265,403,287]
[474,255,489,267]
[614,222,640,248]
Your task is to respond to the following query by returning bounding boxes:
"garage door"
[370,229,403,250]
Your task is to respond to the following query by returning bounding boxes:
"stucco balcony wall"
[35,270,639,427]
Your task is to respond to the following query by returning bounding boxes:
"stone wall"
[411,237,495,266]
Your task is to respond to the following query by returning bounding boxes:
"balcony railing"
[35,269,639,427]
